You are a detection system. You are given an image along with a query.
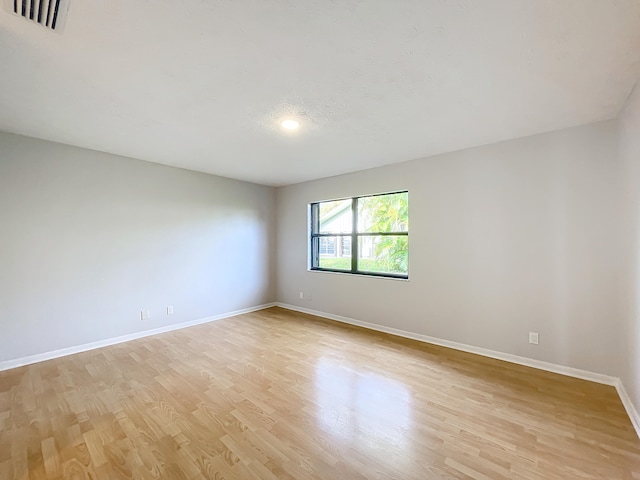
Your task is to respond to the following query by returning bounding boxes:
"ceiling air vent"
[4,0,70,32]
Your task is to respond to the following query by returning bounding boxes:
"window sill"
[307,268,409,281]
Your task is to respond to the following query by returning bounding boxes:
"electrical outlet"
[306,293,312,301]
[529,332,539,345]
[140,310,150,321]
[299,291,304,299]
[167,306,174,315]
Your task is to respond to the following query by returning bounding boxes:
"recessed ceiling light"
[281,119,300,130]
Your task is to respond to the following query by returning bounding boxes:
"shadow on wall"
[0,134,276,362]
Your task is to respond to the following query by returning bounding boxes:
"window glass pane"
[319,199,352,233]
[318,237,336,256]
[317,236,351,270]
[358,235,408,275]
[357,192,408,233]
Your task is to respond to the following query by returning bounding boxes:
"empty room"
[2,1,640,479]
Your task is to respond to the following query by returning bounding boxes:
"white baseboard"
[0,303,276,372]
[276,302,618,385]
[276,303,640,439]
[615,379,640,439]
[4,301,639,440]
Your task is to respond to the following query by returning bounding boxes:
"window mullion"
[311,203,319,268]
[351,197,358,273]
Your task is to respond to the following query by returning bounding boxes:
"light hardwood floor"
[0,307,638,479]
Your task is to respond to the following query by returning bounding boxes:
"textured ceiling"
[1,1,640,186]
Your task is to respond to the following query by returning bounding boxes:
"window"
[310,191,408,279]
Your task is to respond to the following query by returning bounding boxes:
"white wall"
[0,132,276,363]
[276,121,625,377]
[620,83,640,413]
